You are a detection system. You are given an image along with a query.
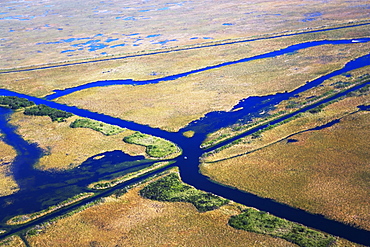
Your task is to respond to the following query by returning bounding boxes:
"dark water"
[0,51,370,244]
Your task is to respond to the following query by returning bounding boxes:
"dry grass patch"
[202,110,370,230]
[0,139,18,197]
[8,113,146,171]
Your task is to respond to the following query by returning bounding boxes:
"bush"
[140,173,228,212]
[229,208,335,247]
[0,96,34,109]
[24,104,73,122]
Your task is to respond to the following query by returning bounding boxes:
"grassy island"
[7,192,94,225]
[24,104,73,122]
[229,208,335,247]
[123,131,181,159]
[140,173,229,212]
[70,118,124,135]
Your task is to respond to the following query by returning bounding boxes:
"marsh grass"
[55,40,370,131]
[123,132,181,158]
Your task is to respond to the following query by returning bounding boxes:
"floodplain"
[0,0,370,246]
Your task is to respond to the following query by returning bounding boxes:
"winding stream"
[0,37,370,245]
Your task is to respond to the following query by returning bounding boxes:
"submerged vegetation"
[0,96,34,109]
[70,118,124,135]
[24,104,73,122]
[123,131,181,158]
[140,173,229,212]
[88,161,173,190]
[229,208,335,247]
[7,193,94,225]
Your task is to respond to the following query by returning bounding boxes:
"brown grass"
[201,109,370,230]
[0,138,18,197]
[8,113,148,171]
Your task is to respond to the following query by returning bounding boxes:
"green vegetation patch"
[123,131,180,158]
[70,118,124,135]
[24,104,73,122]
[0,96,34,109]
[229,208,335,247]
[140,173,229,212]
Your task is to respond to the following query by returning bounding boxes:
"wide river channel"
[0,37,370,245]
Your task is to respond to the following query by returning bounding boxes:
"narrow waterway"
[0,48,370,245]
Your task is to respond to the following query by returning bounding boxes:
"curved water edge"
[0,54,370,244]
[44,37,370,100]
[1,22,370,75]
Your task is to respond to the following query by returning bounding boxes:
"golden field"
[8,113,148,171]
[201,108,370,230]
[0,138,18,197]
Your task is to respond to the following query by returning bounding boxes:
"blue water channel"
[0,39,370,245]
